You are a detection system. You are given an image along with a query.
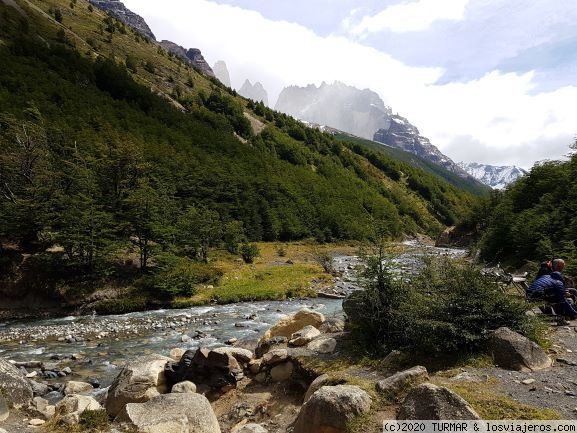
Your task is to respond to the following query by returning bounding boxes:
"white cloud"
[123,0,577,168]
[345,0,470,35]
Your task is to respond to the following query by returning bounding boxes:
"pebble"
[29,419,45,426]
[521,378,536,385]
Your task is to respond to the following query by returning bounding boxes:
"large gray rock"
[255,336,287,358]
[164,348,243,392]
[0,358,33,408]
[307,337,337,354]
[398,383,480,420]
[55,394,102,425]
[105,354,171,418]
[117,393,221,433]
[376,366,429,398]
[289,325,321,347]
[293,385,372,433]
[262,309,325,341]
[489,327,552,372]
[64,381,94,396]
[303,374,331,403]
[212,347,254,364]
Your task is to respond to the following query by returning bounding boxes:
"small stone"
[226,338,238,345]
[522,379,536,385]
[566,390,577,396]
[171,381,197,394]
[62,367,72,375]
[29,418,45,426]
[26,371,38,378]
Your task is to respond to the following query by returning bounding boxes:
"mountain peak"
[213,60,231,87]
[457,162,527,189]
[239,79,269,106]
[89,0,155,41]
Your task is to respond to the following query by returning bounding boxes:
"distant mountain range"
[239,79,269,106]
[213,61,231,87]
[457,162,527,189]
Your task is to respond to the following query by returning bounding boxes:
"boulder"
[117,393,221,433]
[169,348,186,361]
[489,327,552,372]
[232,424,268,433]
[0,358,33,408]
[270,362,294,382]
[307,337,337,354]
[55,394,102,425]
[171,381,197,394]
[262,309,325,341]
[212,347,254,364]
[398,383,480,420]
[319,318,345,333]
[164,348,242,391]
[30,380,50,397]
[303,374,331,403]
[293,385,372,433]
[64,381,94,395]
[105,353,171,418]
[376,366,429,397]
[255,336,287,358]
[261,349,288,366]
[289,325,321,347]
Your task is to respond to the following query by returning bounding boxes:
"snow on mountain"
[457,162,527,189]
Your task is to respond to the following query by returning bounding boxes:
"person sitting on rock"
[527,258,577,320]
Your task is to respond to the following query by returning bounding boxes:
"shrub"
[313,251,334,274]
[79,409,109,431]
[240,243,260,264]
[347,256,540,355]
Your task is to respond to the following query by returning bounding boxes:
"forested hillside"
[464,148,577,273]
[0,0,478,308]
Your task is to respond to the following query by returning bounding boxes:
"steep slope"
[0,0,481,241]
[239,79,269,106]
[457,162,527,189]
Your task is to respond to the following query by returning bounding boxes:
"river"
[0,241,466,390]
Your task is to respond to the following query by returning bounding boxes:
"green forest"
[0,0,480,307]
[458,148,577,274]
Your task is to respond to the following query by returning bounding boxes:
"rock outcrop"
[489,327,552,372]
[213,60,231,87]
[293,385,372,433]
[105,353,171,418]
[0,358,33,409]
[398,383,480,420]
[117,393,221,433]
[374,114,468,177]
[158,41,215,77]
[89,0,156,40]
[55,394,102,425]
[164,348,243,392]
[376,366,429,398]
[239,79,269,106]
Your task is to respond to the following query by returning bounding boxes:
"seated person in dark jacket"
[527,259,577,319]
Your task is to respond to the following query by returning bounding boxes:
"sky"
[122,0,577,168]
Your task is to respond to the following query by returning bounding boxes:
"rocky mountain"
[239,79,269,106]
[275,81,470,178]
[457,162,527,189]
[275,81,392,140]
[89,1,214,77]
[158,41,215,77]
[373,115,469,177]
[89,0,155,40]
[213,60,231,87]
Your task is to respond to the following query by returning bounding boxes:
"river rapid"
[0,241,466,390]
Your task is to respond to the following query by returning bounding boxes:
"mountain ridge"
[457,162,527,189]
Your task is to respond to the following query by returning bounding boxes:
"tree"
[54,8,63,23]
[176,206,222,263]
[223,220,245,254]
[123,181,173,270]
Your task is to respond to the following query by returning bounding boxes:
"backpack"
[536,260,553,278]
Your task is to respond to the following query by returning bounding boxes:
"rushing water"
[0,241,466,389]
